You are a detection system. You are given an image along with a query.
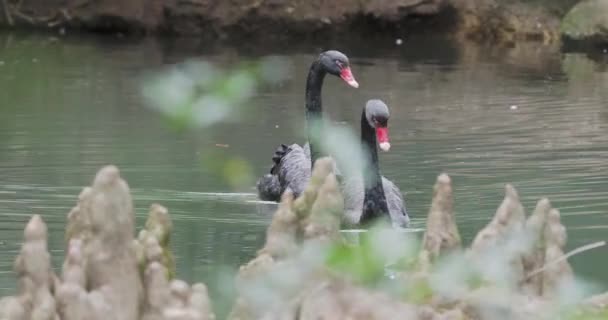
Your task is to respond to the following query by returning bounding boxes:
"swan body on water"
[256,51,409,227]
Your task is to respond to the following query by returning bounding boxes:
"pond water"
[0,31,607,312]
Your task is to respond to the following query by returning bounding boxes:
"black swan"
[256,50,359,201]
[341,99,410,228]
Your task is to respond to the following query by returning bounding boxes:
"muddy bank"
[0,0,571,43]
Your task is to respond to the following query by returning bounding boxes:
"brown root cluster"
[0,165,214,320]
[0,160,606,320]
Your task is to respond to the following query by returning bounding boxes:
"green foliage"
[142,57,288,131]
[326,240,386,286]
[142,57,288,190]
[517,0,580,15]
[404,277,434,304]
[565,309,608,320]
[326,223,421,288]
[560,0,608,39]
[222,156,255,189]
[199,150,254,190]
[465,271,487,289]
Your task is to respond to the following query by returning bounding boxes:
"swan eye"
[373,117,388,127]
[335,60,344,69]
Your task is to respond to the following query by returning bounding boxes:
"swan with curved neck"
[305,50,358,165]
[256,50,358,201]
[343,99,409,228]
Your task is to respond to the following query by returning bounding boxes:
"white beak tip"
[348,80,359,88]
[379,142,391,151]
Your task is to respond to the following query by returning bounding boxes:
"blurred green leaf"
[404,278,434,304]
[142,58,288,131]
[223,157,254,189]
[565,309,608,320]
[326,240,386,285]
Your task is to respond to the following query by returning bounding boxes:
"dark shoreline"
[0,0,567,44]
[3,0,605,57]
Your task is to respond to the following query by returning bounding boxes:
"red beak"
[376,127,390,152]
[340,67,359,88]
